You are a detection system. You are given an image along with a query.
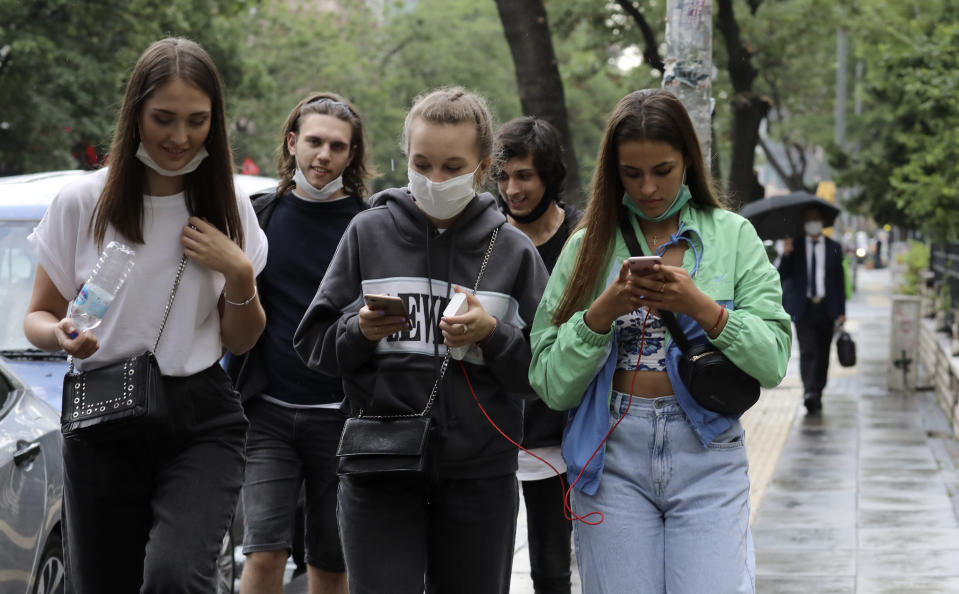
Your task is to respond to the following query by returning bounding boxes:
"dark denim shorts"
[241,397,346,572]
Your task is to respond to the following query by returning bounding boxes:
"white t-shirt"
[517,446,567,482]
[29,168,268,375]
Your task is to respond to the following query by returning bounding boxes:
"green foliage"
[0,0,252,174]
[898,240,930,296]
[832,2,959,241]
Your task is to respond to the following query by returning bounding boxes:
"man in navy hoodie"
[230,92,372,594]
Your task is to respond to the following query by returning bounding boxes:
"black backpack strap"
[617,207,692,353]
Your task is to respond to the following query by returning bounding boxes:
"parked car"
[0,169,277,594]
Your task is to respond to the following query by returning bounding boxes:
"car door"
[0,369,52,593]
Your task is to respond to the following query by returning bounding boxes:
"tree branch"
[614,0,665,72]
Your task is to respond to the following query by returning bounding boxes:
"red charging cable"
[458,308,651,525]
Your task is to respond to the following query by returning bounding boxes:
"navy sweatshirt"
[228,190,365,406]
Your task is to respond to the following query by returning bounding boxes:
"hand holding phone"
[363,294,412,328]
[627,256,662,277]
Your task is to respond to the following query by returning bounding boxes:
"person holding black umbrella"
[778,204,846,414]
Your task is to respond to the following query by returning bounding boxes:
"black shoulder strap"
[617,208,692,353]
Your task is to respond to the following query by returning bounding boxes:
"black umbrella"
[738,191,841,240]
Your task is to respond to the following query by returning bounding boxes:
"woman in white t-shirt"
[24,38,267,593]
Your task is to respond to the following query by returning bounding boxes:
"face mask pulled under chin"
[136,142,209,177]
[804,221,824,236]
[292,166,344,201]
[407,165,479,220]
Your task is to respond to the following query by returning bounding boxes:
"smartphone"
[627,256,662,276]
[363,294,412,326]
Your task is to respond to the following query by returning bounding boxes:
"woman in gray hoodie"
[294,87,549,594]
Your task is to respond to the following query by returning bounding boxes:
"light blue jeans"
[570,391,754,594]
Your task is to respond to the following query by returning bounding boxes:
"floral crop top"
[615,306,668,372]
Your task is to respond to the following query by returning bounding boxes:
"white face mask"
[407,165,479,221]
[292,167,344,202]
[136,142,208,177]
[805,220,824,237]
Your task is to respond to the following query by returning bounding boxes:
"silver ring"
[660,282,666,293]
[463,324,469,335]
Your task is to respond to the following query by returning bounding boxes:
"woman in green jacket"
[528,89,791,593]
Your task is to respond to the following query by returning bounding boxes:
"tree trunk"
[716,0,768,209]
[727,94,769,209]
[494,0,584,202]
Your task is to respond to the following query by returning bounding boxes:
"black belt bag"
[662,312,761,415]
[618,210,760,416]
[61,255,187,440]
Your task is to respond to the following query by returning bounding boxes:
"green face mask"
[623,184,692,222]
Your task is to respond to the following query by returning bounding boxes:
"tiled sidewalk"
[751,267,959,593]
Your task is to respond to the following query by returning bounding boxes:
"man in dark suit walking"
[778,205,847,414]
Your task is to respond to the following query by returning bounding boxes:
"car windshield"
[0,221,39,350]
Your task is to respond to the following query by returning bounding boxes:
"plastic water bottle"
[68,241,136,333]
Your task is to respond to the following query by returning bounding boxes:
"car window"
[0,221,38,350]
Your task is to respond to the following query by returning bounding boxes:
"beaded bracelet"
[224,286,257,307]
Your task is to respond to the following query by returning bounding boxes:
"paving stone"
[857,548,959,577]
[755,549,856,576]
[858,527,959,550]
[753,525,857,550]
[856,577,959,593]
[756,576,855,593]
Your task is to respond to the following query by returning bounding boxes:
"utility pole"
[835,27,848,149]
[663,0,713,170]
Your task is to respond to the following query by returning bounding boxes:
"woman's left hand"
[181,216,249,280]
[439,287,496,349]
[627,264,709,317]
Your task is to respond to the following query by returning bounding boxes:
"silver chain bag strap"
[336,227,500,478]
[61,255,188,440]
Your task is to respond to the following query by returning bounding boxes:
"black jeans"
[522,474,573,594]
[796,300,834,397]
[62,363,247,594]
[337,473,518,594]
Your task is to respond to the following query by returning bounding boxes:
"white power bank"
[443,293,469,360]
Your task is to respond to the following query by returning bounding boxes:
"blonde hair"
[402,87,493,162]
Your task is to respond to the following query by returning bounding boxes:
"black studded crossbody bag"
[61,255,187,440]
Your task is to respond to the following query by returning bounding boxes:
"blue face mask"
[623,183,692,222]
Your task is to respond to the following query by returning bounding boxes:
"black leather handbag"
[336,397,439,479]
[618,211,761,416]
[836,327,856,367]
[336,227,500,479]
[61,256,187,440]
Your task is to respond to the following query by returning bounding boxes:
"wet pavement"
[752,266,959,593]
[283,266,959,593]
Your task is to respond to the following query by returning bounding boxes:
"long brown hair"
[274,92,373,199]
[552,89,722,325]
[92,37,242,248]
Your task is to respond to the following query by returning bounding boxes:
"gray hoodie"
[294,188,549,478]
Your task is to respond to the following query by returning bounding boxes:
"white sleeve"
[235,186,268,275]
[27,187,86,302]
